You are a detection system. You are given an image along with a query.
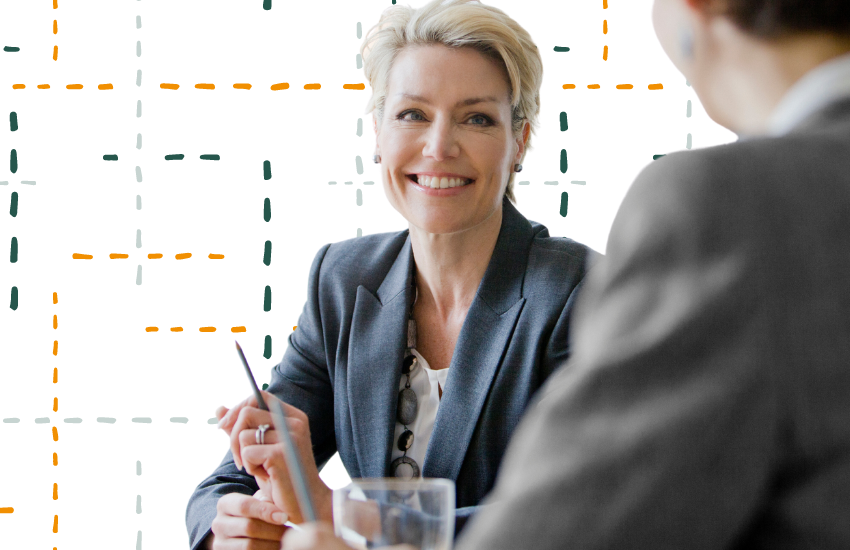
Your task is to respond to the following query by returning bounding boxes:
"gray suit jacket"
[457,99,850,550]
[186,199,597,549]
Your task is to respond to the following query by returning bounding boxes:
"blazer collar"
[347,199,534,480]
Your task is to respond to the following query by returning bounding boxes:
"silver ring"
[256,424,269,445]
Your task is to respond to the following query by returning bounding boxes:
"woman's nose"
[422,118,460,161]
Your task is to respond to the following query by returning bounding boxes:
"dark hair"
[722,0,850,37]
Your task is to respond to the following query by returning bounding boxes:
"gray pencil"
[268,399,318,522]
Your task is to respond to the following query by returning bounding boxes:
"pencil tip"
[235,340,241,351]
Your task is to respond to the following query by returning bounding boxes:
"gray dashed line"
[136,460,142,475]
[363,181,374,185]
[136,41,142,57]
[136,195,142,210]
[357,228,362,238]
[97,417,116,423]
[518,181,530,185]
[3,418,20,423]
[0,181,7,185]
[136,16,142,29]
[686,100,692,118]
[207,417,217,424]
[136,265,142,286]
[356,189,363,206]
[344,181,353,185]
[356,54,362,69]
[328,181,337,185]
[356,22,362,39]
[135,166,142,182]
[63,418,82,423]
[35,417,50,423]
[571,180,586,185]
[137,530,142,550]
[21,181,36,185]
[356,118,362,136]
[136,70,142,87]
[136,229,142,248]
[136,134,142,149]
[132,417,151,423]
[686,133,692,150]
[355,156,363,175]
[543,181,559,185]
[136,495,142,513]
[136,100,142,117]
[170,417,188,424]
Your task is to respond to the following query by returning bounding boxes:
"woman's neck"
[409,206,503,321]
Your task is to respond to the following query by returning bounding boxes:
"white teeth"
[416,175,471,189]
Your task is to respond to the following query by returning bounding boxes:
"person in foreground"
[185,0,597,548]
[280,0,850,548]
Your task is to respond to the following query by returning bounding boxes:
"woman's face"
[375,44,524,235]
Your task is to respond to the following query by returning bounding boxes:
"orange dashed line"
[53,341,58,356]
[271,82,290,91]
[53,483,58,500]
[648,83,664,90]
[52,427,58,441]
[53,292,58,304]
[343,83,366,90]
[66,84,83,90]
[98,83,113,90]
[38,84,50,89]
[209,254,224,259]
[53,315,58,329]
[617,84,634,89]
[587,84,601,89]
[145,327,159,332]
[72,253,93,259]
[53,398,58,412]
[53,46,58,61]
[562,84,576,89]
[109,253,129,259]
[0,508,14,514]
[148,253,163,259]
[175,253,192,260]
[293,326,297,331]
[160,83,180,90]
[233,83,252,90]
[12,84,25,90]
[53,452,58,465]
[53,368,58,383]
[199,327,216,333]
[54,20,58,34]
[304,83,321,90]
[231,326,246,333]
[603,20,608,34]
[603,46,608,61]
[53,515,58,533]
[603,0,608,8]
[170,327,183,332]
[53,0,57,8]
[195,83,215,90]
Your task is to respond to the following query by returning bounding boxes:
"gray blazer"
[457,99,850,550]
[186,198,597,549]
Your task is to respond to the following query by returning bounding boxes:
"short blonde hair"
[360,0,543,202]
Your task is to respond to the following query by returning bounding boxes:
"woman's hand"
[216,391,333,524]
[207,491,288,550]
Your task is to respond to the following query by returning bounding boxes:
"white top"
[391,348,450,478]
[768,52,850,136]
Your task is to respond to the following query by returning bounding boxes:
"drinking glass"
[333,478,455,550]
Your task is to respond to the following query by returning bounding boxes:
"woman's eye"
[399,110,425,121]
[468,115,492,125]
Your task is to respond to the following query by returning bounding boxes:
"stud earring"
[514,163,523,173]
[373,154,381,164]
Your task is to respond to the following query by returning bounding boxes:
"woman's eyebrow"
[396,93,500,108]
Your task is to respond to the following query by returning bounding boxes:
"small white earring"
[373,154,381,164]
[514,163,523,173]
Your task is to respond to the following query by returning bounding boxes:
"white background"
[0,0,735,548]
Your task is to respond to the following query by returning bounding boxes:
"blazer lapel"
[422,200,533,481]
[347,235,415,478]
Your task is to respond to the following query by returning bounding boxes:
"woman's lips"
[406,175,474,195]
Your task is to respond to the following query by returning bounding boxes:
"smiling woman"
[185,2,598,549]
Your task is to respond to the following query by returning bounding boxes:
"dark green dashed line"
[264,160,272,180]
[263,0,272,9]
[560,112,568,131]
[103,154,118,161]
[3,47,20,52]
[264,198,271,222]
[264,286,272,312]
[10,237,18,263]
[200,154,220,161]
[263,241,272,266]
[554,46,570,52]
[165,154,184,161]
[559,192,569,218]
[560,149,568,173]
[653,154,666,160]
[9,287,17,310]
[9,192,17,217]
[262,383,269,391]
[10,149,17,173]
[9,112,18,132]
[263,335,272,359]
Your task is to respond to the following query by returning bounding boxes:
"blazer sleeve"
[185,244,337,550]
[455,154,780,550]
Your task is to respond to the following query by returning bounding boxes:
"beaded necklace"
[390,275,421,479]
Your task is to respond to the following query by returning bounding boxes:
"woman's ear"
[515,120,531,161]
